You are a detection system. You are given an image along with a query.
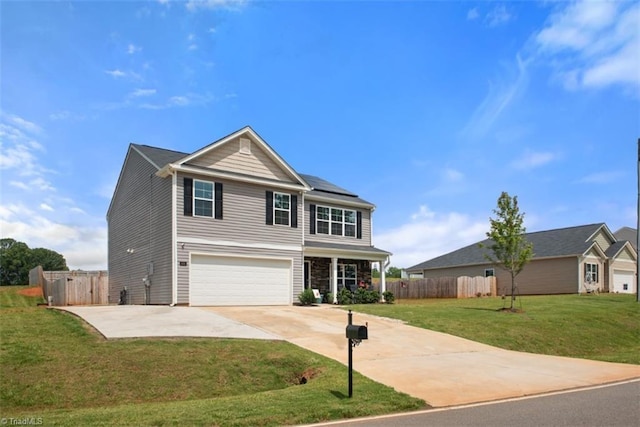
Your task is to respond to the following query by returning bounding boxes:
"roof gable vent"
[239,138,251,155]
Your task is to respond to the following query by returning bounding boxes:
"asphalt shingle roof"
[130,144,371,206]
[407,223,608,271]
[614,227,637,251]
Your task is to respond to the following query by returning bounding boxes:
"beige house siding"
[592,229,613,252]
[420,257,580,295]
[303,200,372,246]
[579,254,605,292]
[188,136,295,182]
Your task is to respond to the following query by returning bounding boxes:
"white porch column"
[331,257,338,304]
[380,260,387,302]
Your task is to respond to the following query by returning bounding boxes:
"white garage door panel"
[191,255,291,306]
[612,271,635,294]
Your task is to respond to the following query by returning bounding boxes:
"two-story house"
[107,126,391,306]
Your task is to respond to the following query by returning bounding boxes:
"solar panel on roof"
[300,174,358,197]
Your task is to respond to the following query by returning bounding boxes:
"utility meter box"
[346,324,368,340]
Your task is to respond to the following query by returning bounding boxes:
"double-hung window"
[274,192,290,226]
[338,264,357,291]
[585,263,598,283]
[194,180,214,217]
[316,205,357,237]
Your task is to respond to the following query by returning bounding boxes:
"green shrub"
[353,288,380,304]
[325,292,334,304]
[382,291,395,304]
[298,289,316,305]
[337,288,353,305]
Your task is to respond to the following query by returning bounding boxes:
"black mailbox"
[346,324,368,340]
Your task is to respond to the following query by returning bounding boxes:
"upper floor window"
[585,263,598,283]
[274,192,290,226]
[183,177,223,220]
[194,180,214,217]
[316,205,357,237]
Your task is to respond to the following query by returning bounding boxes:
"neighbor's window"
[338,264,357,290]
[317,205,357,237]
[623,284,628,291]
[194,180,214,217]
[484,268,495,277]
[585,263,598,283]
[274,192,290,226]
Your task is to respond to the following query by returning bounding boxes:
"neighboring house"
[107,126,391,306]
[405,223,637,295]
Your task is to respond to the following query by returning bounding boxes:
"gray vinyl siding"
[188,137,295,182]
[176,172,303,304]
[420,257,580,295]
[108,148,173,304]
[176,243,302,305]
[304,200,372,246]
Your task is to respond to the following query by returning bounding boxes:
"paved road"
[308,380,640,427]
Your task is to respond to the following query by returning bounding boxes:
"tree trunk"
[510,272,516,310]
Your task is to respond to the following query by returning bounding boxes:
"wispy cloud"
[2,113,42,134]
[511,149,560,171]
[127,43,142,54]
[535,1,639,93]
[104,69,142,81]
[462,55,529,139]
[139,93,212,110]
[467,8,479,21]
[129,88,157,98]
[186,0,246,12]
[0,116,53,182]
[375,205,487,268]
[49,110,86,121]
[576,171,625,184]
[40,203,54,212]
[485,4,513,27]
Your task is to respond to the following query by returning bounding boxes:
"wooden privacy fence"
[385,276,497,299]
[29,266,108,306]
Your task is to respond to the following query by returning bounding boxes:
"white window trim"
[585,263,599,283]
[193,179,215,218]
[273,192,290,226]
[338,263,357,290]
[484,268,495,277]
[316,205,357,237]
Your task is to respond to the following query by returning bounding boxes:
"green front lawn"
[350,294,640,364]
[0,286,424,426]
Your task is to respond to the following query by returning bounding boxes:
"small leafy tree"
[386,266,402,278]
[481,192,533,310]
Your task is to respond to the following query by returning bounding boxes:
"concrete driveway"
[205,305,640,407]
[57,305,278,340]
[58,304,640,407]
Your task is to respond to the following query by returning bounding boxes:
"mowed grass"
[350,294,640,364]
[0,286,424,426]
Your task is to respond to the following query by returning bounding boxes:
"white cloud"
[467,8,479,21]
[0,203,107,270]
[40,203,54,212]
[535,1,639,92]
[443,168,464,183]
[577,171,624,184]
[127,43,142,54]
[485,4,513,27]
[49,110,85,121]
[462,54,529,139]
[105,69,126,78]
[511,149,559,170]
[375,205,488,269]
[129,88,157,98]
[3,114,42,134]
[186,0,246,12]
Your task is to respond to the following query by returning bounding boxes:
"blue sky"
[1,0,638,270]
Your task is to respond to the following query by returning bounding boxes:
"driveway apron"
[206,305,640,407]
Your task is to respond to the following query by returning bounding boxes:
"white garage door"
[612,270,636,294]
[190,254,291,306]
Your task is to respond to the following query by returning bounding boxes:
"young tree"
[386,266,402,278]
[482,192,533,310]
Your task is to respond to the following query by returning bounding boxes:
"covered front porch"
[303,241,391,303]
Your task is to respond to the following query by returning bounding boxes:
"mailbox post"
[345,310,368,398]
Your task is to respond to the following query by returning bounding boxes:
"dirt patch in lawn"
[18,287,43,297]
